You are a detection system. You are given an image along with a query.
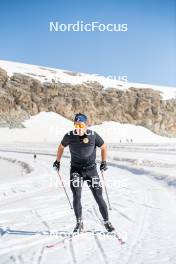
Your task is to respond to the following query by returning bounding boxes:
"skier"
[53,113,115,233]
[33,153,37,161]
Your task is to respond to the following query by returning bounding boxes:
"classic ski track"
[32,246,45,264]
[92,190,149,264]
[8,252,25,264]
[0,234,52,256]
[49,232,78,264]
[16,246,45,264]
[32,209,50,230]
[86,205,126,263]
[68,237,78,264]
[33,200,78,264]
[88,206,111,264]
[112,207,135,223]
[29,210,49,264]
[1,149,174,263]
[0,187,50,208]
[121,185,152,264]
[93,234,109,264]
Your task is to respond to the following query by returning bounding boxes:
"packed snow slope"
[0,146,176,264]
[0,60,175,100]
[0,112,176,144]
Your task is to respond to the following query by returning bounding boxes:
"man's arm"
[100,143,107,161]
[100,143,108,171]
[94,132,108,171]
[53,132,70,170]
[56,143,65,161]
[53,143,65,170]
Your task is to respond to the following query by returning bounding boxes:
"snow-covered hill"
[0,60,175,100]
[0,111,176,144]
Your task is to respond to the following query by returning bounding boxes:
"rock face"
[0,67,176,137]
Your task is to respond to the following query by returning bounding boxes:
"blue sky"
[0,0,175,86]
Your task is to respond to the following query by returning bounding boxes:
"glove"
[53,160,60,170]
[100,161,108,171]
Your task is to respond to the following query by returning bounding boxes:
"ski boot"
[73,220,84,233]
[104,221,115,232]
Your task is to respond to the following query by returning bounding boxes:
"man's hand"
[100,161,108,171]
[53,160,60,171]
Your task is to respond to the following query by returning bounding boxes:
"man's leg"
[86,168,109,221]
[70,169,83,221]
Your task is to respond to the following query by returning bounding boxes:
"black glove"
[100,161,108,171]
[53,160,60,170]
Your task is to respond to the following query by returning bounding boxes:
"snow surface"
[0,112,176,144]
[0,146,176,263]
[0,60,176,100]
[0,158,22,183]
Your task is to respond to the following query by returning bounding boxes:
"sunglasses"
[74,123,86,129]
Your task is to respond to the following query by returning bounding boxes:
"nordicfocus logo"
[49,21,128,32]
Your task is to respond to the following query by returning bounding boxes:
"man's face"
[74,122,87,136]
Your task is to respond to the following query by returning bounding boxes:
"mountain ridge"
[0,60,176,137]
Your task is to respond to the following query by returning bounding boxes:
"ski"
[113,232,125,245]
[46,231,81,248]
[92,206,125,245]
[92,230,125,245]
[46,230,125,248]
[0,226,125,247]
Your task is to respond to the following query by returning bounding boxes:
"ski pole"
[56,170,73,209]
[101,170,112,210]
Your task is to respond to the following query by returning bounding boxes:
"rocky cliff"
[0,67,176,137]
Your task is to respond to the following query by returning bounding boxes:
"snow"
[92,121,176,143]
[0,158,22,183]
[0,60,175,100]
[0,112,72,143]
[0,111,176,144]
[0,148,176,263]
